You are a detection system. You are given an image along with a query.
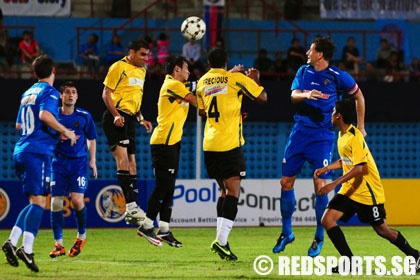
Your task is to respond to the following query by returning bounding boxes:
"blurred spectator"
[144,34,155,69]
[341,36,362,75]
[376,38,395,69]
[19,30,43,65]
[383,51,405,83]
[182,39,205,79]
[105,33,125,66]
[360,62,378,82]
[156,32,170,65]
[408,57,420,82]
[147,62,164,80]
[287,37,306,74]
[253,48,273,77]
[0,8,10,75]
[273,51,287,79]
[79,33,100,76]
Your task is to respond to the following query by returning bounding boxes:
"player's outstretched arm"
[184,92,197,107]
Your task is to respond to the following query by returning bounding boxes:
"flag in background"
[203,0,225,50]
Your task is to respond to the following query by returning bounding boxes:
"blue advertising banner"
[0,180,156,230]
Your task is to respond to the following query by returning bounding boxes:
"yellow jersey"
[337,124,385,205]
[103,57,146,115]
[150,75,192,145]
[196,68,264,152]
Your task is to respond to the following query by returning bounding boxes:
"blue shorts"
[14,152,52,196]
[51,155,89,197]
[282,123,335,178]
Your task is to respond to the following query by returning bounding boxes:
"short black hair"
[32,55,54,79]
[335,98,356,124]
[59,81,77,93]
[207,47,227,68]
[312,36,336,61]
[165,56,188,75]
[128,39,149,52]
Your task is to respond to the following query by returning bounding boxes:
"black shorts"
[101,109,136,154]
[204,147,246,180]
[327,194,386,226]
[151,142,181,173]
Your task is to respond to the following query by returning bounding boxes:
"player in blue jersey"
[272,36,366,257]
[49,81,98,259]
[1,55,76,272]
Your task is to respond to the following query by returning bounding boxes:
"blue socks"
[15,204,31,230]
[315,194,328,240]
[75,207,87,235]
[24,204,44,237]
[280,191,328,240]
[51,206,87,238]
[51,210,64,240]
[280,189,296,235]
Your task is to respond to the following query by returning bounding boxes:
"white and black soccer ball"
[181,16,206,41]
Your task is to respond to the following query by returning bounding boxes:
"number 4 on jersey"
[208,97,220,122]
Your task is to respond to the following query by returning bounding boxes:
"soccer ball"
[180,16,206,41]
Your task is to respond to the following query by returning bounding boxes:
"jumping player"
[272,36,366,257]
[196,47,267,261]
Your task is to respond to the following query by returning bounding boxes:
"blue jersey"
[55,107,97,158]
[291,65,359,129]
[14,82,60,156]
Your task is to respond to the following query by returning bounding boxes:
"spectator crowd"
[0,19,417,84]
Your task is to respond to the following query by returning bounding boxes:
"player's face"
[130,47,149,67]
[61,86,78,106]
[306,43,322,65]
[179,61,190,82]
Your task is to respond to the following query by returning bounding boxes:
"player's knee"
[72,198,84,210]
[51,197,64,212]
[280,177,294,190]
[320,212,333,229]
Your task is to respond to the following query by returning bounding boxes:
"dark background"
[0,78,415,123]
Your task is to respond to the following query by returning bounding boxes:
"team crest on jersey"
[204,84,228,96]
[95,185,126,223]
[324,79,330,85]
[0,188,11,222]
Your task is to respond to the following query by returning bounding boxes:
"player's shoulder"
[75,107,92,117]
[296,64,311,76]
[347,124,363,138]
[326,65,352,78]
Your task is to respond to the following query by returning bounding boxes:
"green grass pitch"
[1,226,419,279]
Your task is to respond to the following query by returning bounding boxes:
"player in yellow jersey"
[314,98,420,273]
[137,56,196,247]
[101,40,153,226]
[196,47,268,261]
